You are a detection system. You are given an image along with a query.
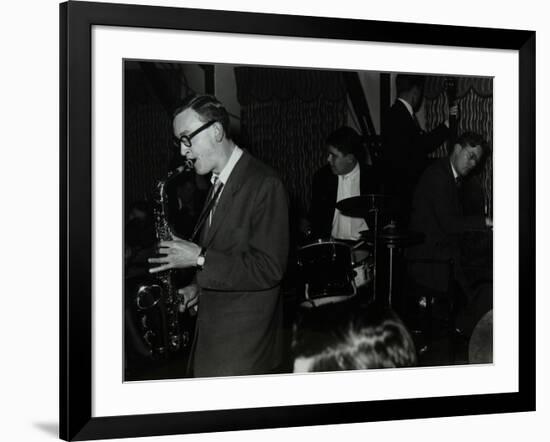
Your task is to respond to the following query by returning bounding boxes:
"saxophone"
[135,158,195,358]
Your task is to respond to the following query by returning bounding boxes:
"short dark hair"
[454,131,490,158]
[293,303,417,371]
[326,126,364,162]
[396,74,426,96]
[173,94,231,140]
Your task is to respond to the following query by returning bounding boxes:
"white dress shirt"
[331,163,368,240]
[450,160,459,180]
[209,145,243,225]
[214,145,243,189]
[397,97,414,117]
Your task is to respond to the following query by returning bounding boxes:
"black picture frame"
[60,1,536,440]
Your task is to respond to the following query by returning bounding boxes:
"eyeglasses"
[173,120,216,148]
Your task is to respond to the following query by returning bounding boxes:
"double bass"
[445,76,459,144]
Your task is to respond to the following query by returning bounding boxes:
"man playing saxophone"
[149,94,289,378]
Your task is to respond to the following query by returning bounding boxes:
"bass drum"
[297,240,356,308]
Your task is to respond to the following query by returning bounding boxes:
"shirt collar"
[212,145,243,185]
[341,162,360,180]
[450,159,459,180]
[397,98,414,117]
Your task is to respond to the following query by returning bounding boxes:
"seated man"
[407,132,492,318]
[292,301,417,372]
[307,126,378,241]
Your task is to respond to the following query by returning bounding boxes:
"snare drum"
[297,240,356,308]
[351,248,373,289]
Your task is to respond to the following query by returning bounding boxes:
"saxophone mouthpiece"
[183,157,196,171]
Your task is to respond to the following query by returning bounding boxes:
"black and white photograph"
[50,1,539,440]
[2,0,547,437]
[123,61,494,381]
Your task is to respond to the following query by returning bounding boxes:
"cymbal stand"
[369,203,379,302]
[387,239,396,307]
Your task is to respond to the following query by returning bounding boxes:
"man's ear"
[213,122,225,142]
[452,143,462,156]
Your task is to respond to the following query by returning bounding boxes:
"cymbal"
[336,194,390,217]
[360,225,424,247]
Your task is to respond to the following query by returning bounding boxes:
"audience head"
[292,302,417,372]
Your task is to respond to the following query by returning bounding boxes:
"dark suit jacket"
[407,158,485,292]
[309,163,379,239]
[382,100,450,224]
[194,151,289,377]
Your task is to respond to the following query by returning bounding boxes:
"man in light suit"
[149,95,289,377]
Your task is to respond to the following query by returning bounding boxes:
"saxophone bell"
[136,284,162,310]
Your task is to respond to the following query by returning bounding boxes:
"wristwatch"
[196,247,207,270]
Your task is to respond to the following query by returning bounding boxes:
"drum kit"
[297,194,423,308]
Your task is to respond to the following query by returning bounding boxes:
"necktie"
[189,177,224,243]
[208,176,222,227]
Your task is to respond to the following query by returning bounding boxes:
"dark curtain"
[424,77,493,215]
[124,63,184,210]
[234,67,348,216]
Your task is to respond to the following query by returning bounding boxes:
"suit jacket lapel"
[204,151,249,247]
[190,183,218,242]
[443,159,461,213]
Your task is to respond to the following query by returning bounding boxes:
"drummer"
[305,126,379,242]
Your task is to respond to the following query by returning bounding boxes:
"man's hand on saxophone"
[148,236,201,273]
[177,284,200,314]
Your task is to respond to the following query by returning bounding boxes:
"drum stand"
[376,223,424,307]
[335,193,391,305]
[369,205,380,302]
[387,237,397,306]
